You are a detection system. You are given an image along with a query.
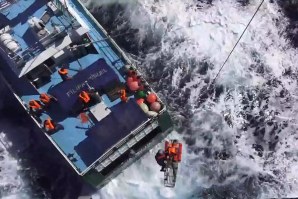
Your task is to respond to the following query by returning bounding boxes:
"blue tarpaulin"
[74,99,148,166]
[48,59,119,112]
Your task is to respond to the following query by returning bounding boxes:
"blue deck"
[0,0,148,172]
[75,99,148,166]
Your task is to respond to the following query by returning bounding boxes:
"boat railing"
[80,117,157,175]
[10,26,68,64]
[94,119,160,173]
[69,0,132,63]
[83,102,166,175]
[95,123,172,188]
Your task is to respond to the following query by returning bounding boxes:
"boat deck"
[0,0,150,173]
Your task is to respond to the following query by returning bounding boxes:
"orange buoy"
[137,98,144,105]
[146,93,157,103]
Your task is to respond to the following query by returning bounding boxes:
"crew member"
[28,100,42,112]
[39,93,57,107]
[119,89,128,102]
[58,67,70,81]
[43,118,63,133]
[44,118,55,132]
[155,149,167,172]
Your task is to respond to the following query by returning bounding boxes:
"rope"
[208,0,265,89]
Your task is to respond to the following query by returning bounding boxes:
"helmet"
[157,149,164,154]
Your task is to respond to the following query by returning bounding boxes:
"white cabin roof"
[18,27,88,77]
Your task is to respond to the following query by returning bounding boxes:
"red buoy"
[146,93,157,103]
[128,81,139,91]
[127,77,133,84]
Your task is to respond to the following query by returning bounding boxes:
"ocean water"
[1,0,298,198]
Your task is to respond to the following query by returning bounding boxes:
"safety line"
[209,0,265,88]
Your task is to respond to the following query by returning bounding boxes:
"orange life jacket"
[40,93,51,104]
[119,89,128,102]
[44,119,55,130]
[79,91,91,104]
[58,68,68,75]
[167,143,180,161]
[29,100,41,110]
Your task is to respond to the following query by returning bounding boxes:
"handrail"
[80,118,154,175]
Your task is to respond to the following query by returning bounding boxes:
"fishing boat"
[0,0,173,188]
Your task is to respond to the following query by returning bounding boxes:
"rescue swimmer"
[155,139,182,188]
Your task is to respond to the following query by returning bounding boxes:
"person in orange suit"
[43,118,63,134]
[39,93,57,107]
[29,100,42,111]
[118,89,128,102]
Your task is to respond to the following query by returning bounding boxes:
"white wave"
[85,0,298,198]
[0,132,29,199]
[0,0,296,198]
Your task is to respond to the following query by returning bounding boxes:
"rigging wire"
[205,0,265,93]
[109,0,266,96]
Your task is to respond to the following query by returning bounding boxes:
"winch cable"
[112,0,266,95]
[70,1,265,91]
[205,0,265,94]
